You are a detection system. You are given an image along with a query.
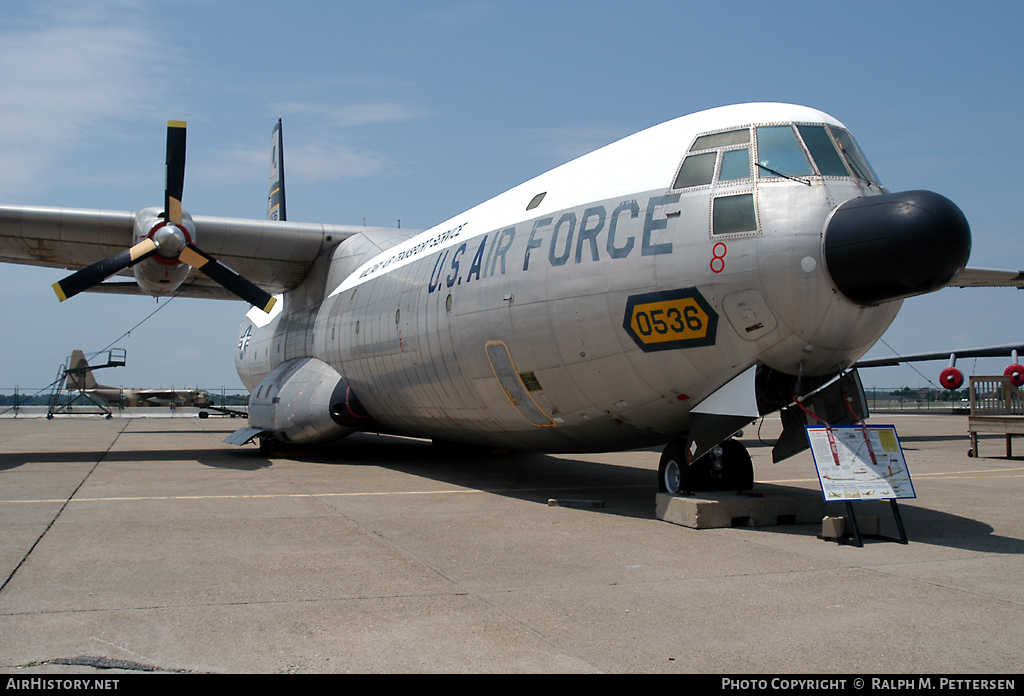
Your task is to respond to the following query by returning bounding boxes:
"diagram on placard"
[806,425,916,501]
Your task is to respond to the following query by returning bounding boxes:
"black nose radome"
[823,190,971,306]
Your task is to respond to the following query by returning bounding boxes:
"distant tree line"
[0,395,51,406]
[880,387,969,402]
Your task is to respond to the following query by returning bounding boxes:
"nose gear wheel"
[658,438,753,494]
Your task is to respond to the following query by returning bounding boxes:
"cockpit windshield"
[756,126,813,179]
[755,123,880,185]
[673,121,882,190]
[796,125,848,177]
[829,127,880,184]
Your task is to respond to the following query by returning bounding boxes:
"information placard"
[805,425,916,502]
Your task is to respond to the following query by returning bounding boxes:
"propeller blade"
[179,245,277,313]
[165,120,187,225]
[52,238,158,301]
[52,120,275,315]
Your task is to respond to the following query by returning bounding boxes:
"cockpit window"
[691,129,750,151]
[673,128,752,189]
[673,152,717,188]
[796,125,849,177]
[719,149,750,181]
[829,127,880,184]
[756,125,813,179]
[713,193,757,234]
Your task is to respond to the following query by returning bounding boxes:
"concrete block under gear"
[656,485,826,529]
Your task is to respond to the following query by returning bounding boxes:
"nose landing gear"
[658,437,753,494]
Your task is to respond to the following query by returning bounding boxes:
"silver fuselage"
[235,104,901,451]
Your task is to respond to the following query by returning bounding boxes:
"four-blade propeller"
[52,121,277,313]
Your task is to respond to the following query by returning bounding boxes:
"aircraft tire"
[714,439,753,491]
[659,439,752,493]
[658,440,689,494]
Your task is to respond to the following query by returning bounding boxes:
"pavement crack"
[0,421,131,597]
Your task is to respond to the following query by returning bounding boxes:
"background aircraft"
[60,349,211,409]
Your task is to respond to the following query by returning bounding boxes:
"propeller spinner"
[52,121,277,313]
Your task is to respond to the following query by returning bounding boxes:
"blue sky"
[1,0,1021,393]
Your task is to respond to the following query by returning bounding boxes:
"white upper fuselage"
[334,103,843,293]
[236,103,900,451]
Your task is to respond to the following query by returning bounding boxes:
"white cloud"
[188,99,430,184]
[523,123,632,168]
[193,140,392,186]
[274,101,432,128]
[180,99,431,186]
[0,2,172,198]
[285,141,393,180]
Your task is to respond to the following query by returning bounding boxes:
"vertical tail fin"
[65,350,98,390]
[267,119,287,221]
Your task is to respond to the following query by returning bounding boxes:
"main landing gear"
[658,437,753,494]
[258,434,277,455]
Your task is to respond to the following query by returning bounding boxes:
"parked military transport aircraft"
[62,350,211,408]
[1,103,1022,492]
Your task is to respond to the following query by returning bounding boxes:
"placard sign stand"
[805,425,913,547]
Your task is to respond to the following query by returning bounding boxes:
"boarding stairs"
[47,348,126,419]
[968,375,1024,457]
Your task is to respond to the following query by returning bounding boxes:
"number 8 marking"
[710,242,727,274]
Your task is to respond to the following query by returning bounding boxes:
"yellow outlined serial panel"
[622,287,719,352]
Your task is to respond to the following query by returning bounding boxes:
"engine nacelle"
[1005,363,1024,388]
[939,366,964,390]
[132,207,194,296]
[248,357,370,445]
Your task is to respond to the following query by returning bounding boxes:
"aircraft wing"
[947,267,1024,288]
[855,343,1024,368]
[0,205,367,296]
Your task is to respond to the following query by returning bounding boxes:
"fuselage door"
[485,341,555,428]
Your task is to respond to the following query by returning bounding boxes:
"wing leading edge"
[855,344,1024,369]
[947,267,1024,288]
[0,205,382,298]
